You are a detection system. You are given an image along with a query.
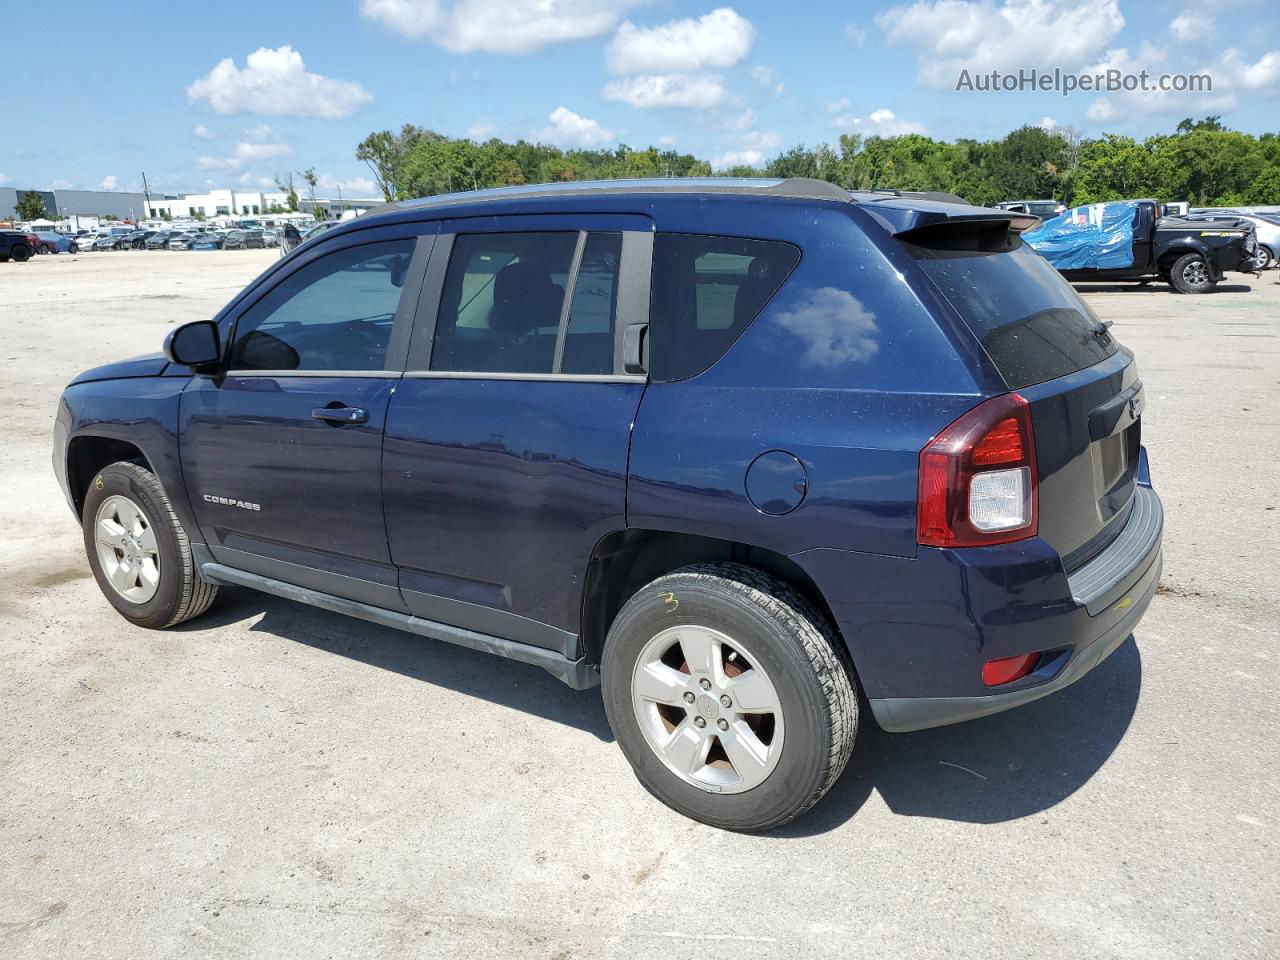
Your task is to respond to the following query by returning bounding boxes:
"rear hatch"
[898,217,1140,566]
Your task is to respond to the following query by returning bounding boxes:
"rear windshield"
[908,239,1117,389]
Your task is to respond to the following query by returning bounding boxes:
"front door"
[382,215,652,653]
[181,226,433,609]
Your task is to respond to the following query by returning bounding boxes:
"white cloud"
[361,0,644,54]
[776,287,880,368]
[317,173,380,196]
[1170,12,1212,43]
[535,106,616,148]
[845,24,867,47]
[603,73,727,109]
[467,121,498,140]
[657,135,677,147]
[876,0,1125,87]
[0,172,7,185]
[194,124,213,140]
[99,175,119,190]
[52,178,73,190]
[714,129,781,169]
[830,106,927,136]
[1083,43,1277,121]
[244,123,280,141]
[196,141,293,172]
[607,8,754,74]
[1039,115,1058,130]
[187,46,372,118]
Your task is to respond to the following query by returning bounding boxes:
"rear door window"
[649,234,800,381]
[907,239,1117,389]
[429,231,625,376]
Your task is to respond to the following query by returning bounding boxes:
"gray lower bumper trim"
[870,550,1160,733]
[199,561,600,690]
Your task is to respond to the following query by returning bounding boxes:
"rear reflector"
[982,653,1039,687]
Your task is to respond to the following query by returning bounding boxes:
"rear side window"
[429,231,623,376]
[908,239,1117,389]
[650,234,800,382]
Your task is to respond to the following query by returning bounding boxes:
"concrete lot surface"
[1,251,1277,959]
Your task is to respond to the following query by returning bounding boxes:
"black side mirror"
[164,320,221,371]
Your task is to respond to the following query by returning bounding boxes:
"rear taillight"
[917,393,1038,547]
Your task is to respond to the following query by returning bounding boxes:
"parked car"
[0,229,36,261]
[224,229,265,250]
[33,231,79,254]
[1025,199,1259,293]
[53,178,1162,831]
[93,234,125,251]
[122,230,158,250]
[190,234,224,251]
[261,229,280,247]
[996,199,1065,221]
[145,232,177,250]
[167,234,200,251]
[1189,210,1280,270]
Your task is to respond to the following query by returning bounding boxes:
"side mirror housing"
[163,320,221,372]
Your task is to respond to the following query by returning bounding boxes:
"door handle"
[312,404,369,425]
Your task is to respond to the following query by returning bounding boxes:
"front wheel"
[1168,253,1216,293]
[601,563,858,831]
[10,244,31,262]
[82,461,218,628]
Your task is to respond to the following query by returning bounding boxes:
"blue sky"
[2,0,1277,196]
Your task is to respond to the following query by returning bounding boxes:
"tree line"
[355,116,1280,209]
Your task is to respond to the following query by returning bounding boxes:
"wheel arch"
[66,435,153,519]
[578,529,845,669]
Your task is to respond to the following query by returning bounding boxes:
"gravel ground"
[1,250,1277,959]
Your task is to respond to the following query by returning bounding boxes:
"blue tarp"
[1023,201,1138,270]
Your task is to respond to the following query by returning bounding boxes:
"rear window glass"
[908,239,1117,389]
[650,233,800,381]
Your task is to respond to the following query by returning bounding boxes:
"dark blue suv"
[53,178,1162,830]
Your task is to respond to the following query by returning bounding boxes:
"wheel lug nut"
[683,692,695,703]
[694,716,706,728]
[720,695,732,708]
[717,718,728,731]
[699,678,712,690]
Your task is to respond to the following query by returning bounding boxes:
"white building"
[145,188,381,221]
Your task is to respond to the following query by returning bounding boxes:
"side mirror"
[164,320,221,371]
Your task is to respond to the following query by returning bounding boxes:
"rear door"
[180,223,434,608]
[907,234,1140,567]
[382,214,652,654]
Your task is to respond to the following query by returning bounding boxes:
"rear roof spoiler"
[852,193,1041,237]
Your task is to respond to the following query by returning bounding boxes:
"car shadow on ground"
[186,588,1142,831]
[180,587,615,742]
[778,637,1143,835]
[1072,282,1255,294]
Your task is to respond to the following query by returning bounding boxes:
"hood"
[70,352,171,385]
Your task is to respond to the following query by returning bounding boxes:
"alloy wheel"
[631,625,785,793]
[94,495,161,603]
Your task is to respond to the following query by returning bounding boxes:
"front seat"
[487,261,563,372]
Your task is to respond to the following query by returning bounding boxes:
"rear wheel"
[10,243,31,262]
[1258,245,1275,271]
[1169,253,1215,293]
[601,563,858,831]
[82,461,218,628]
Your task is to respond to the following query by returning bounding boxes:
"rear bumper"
[870,545,1160,731]
[792,481,1163,733]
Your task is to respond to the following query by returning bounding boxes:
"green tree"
[16,191,47,221]
[274,173,299,212]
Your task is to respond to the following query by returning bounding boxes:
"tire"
[601,563,858,831]
[1258,246,1275,271]
[81,461,218,629]
[69,243,78,254]
[11,243,31,262]
[1168,252,1215,293]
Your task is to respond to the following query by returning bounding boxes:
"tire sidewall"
[602,576,838,830]
[82,464,185,628]
[1171,253,1212,293]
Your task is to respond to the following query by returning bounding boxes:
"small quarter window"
[650,233,800,381]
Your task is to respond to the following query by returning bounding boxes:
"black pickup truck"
[1027,199,1261,293]
[0,229,36,262]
